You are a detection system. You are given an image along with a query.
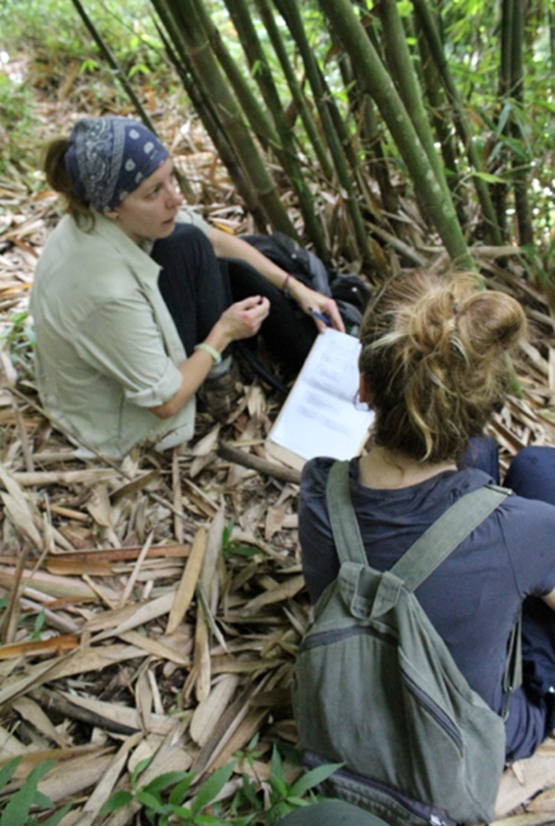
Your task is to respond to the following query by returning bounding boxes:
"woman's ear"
[359,374,373,405]
[104,208,119,221]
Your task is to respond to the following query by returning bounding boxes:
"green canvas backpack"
[293,461,521,826]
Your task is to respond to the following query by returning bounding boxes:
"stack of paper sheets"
[266,329,375,470]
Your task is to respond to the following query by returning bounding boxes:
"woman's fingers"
[221,296,270,339]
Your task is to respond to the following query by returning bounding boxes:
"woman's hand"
[287,279,345,334]
[207,229,344,333]
[215,295,270,347]
[151,296,270,419]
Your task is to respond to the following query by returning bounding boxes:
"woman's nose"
[167,182,184,207]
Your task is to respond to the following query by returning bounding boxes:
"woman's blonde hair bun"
[359,270,527,463]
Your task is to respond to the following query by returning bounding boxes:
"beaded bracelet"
[194,342,222,365]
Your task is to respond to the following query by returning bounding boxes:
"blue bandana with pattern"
[64,116,169,212]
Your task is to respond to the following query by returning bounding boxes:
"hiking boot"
[197,360,243,422]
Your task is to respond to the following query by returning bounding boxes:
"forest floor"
[2,51,555,826]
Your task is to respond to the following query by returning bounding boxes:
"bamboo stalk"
[414,14,464,221]
[410,0,504,247]
[221,0,330,258]
[153,12,265,221]
[273,0,375,266]
[318,0,474,269]
[154,0,297,236]
[376,0,452,208]
[253,0,334,181]
[69,0,156,131]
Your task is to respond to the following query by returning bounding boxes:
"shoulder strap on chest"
[326,461,368,566]
[392,483,510,590]
[326,460,511,590]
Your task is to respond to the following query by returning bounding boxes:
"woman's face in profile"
[106,157,184,244]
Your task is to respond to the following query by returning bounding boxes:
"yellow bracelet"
[194,343,222,365]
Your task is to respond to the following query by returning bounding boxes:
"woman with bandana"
[31,116,343,458]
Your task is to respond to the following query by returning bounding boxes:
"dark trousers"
[463,437,555,754]
[151,223,317,375]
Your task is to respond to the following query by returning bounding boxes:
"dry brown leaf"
[38,752,116,803]
[193,605,211,703]
[190,673,240,746]
[190,423,221,456]
[264,501,288,541]
[172,447,184,543]
[11,695,72,748]
[71,734,143,826]
[118,629,190,666]
[117,531,154,608]
[110,469,159,505]
[1,491,43,549]
[91,592,175,642]
[0,725,27,757]
[211,708,269,771]
[58,691,174,736]
[136,667,153,732]
[0,634,80,660]
[200,504,226,613]
[242,575,306,614]
[166,526,208,634]
[86,484,113,528]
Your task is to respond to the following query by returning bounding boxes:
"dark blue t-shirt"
[298,457,555,759]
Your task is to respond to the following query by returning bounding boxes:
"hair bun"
[358,270,527,463]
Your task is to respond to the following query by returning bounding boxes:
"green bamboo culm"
[500,0,533,246]
[152,13,266,223]
[253,0,334,181]
[154,0,297,236]
[413,13,463,221]
[317,0,475,270]
[375,0,453,210]
[70,0,155,132]
[274,0,376,267]
[186,0,277,155]
[410,0,504,247]
[221,0,330,260]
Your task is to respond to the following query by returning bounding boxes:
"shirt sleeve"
[73,291,183,408]
[499,497,555,598]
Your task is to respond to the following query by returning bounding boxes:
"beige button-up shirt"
[30,210,209,458]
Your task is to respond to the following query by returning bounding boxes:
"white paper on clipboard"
[265,328,374,471]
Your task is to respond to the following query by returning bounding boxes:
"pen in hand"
[309,307,332,327]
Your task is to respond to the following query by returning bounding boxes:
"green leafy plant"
[261,746,341,824]
[0,311,36,381]
[101,758,246,825]
[0,757,71,826]
[100,745,341,824]
[222,520,260,559]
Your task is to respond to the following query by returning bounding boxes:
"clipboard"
[265,329,374,471]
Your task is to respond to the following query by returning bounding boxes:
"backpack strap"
[325,460,521,704]
[326,460,368,565]
[392,483,511,591]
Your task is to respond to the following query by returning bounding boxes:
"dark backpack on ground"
[241,232,372,334]
[293,461,521,826]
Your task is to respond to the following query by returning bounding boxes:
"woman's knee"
[152,223,215,271]
[504,446,555,504]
